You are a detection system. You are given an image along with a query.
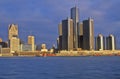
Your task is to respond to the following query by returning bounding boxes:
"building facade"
[83,18,94,50]
[95,34,105,50]
[8,24,18,40]
[61,18,74,50]
[71,7,79,49]
[28,36,35,51]
[106,34,116,50]
[10,37,20,53]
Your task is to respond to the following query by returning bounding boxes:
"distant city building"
[0,42,8,48]
[71,6,79,49]
[78,22,83,49]
[28,36,35,51]
[10,37,20,53]
[8,24,18,40]
[20,44,32,51]
[95,34,105,50]
[106,34,116,50]
[0,38,2,42]
[61,18,74,50]
[41,44,48,52]
[58,23,62,50]
[83,18,94,50]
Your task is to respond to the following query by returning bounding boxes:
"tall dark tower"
[61,18,74,50]
[71,6,79,49]
[83,18,94,50]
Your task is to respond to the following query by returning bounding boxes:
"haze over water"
[0,56,120,79]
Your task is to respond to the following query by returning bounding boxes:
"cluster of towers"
[95,34,116,51]
[8,24,35,53]
[57,6,116,51]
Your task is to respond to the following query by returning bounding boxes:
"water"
[0,56,120,79]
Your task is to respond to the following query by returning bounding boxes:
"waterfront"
[0,56,120,79]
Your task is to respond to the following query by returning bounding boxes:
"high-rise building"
[106,34,116,50]
[83,18,94,50]
[78,22,83,49]
[61,18,74,50]
[28,36,35,51]
[8,24,18,40]
[10,37,20,53]
[58,23,62,50]
[95,34,105,50]
[71,6,79,49]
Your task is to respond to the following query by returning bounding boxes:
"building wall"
[28,36,35,51]
[10,37,20,52]
[8,24,18,40]
[106,35,116,50]
[83,18,94,50]
[62,18,74,50]
[71,7,79,49]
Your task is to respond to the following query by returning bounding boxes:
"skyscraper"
[83,18,94,50]
[8,24,19,52]
[58,23,62,50]
[71,6,79,49]
[8,24,18,40]
[106,34,116,50]
[28,35,35,51]
[10,37,20,52]
[61,18,74,50]
[95,34,105,50]
[78,22,83,49]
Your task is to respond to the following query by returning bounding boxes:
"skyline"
[0,0,120,48]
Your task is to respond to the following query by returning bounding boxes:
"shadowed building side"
[71,6,79,49]
[106,34,116,50]
[83,18,94,50]
[95,34,105,50]
[78,22,83,49]
[62,18,74,51]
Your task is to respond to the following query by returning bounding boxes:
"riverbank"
[0,50,120,57]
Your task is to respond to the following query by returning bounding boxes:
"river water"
[0,56,120,79]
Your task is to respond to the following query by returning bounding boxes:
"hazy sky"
[0,0,120,48]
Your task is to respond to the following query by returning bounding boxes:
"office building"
[58,23,62,50]
[83,18,94,50]
[106,34,116,50]
[61,18,74,50]
[10,37,20,53]
[71,6,79,49]
[0,38,2,42]
[20,44,32,51]
[95,34,105,50]
[78,22,83,49]
[28,36,35,51]
[8,24,18,40]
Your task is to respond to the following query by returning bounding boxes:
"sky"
[0,0,120,48]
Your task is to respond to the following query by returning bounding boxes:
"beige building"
[10,37,20,53]
[8,24,18,40]
[0,38,2,42]
[28,36,35,51]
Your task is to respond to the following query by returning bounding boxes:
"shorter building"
[41,44,48,52]
[0,38,2,42]
[20,44,32,51]
[106,34,116,50]
[28,36,35,51]
[10,37,20,53]
[0,42,8,48]
[95,34,105,51]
